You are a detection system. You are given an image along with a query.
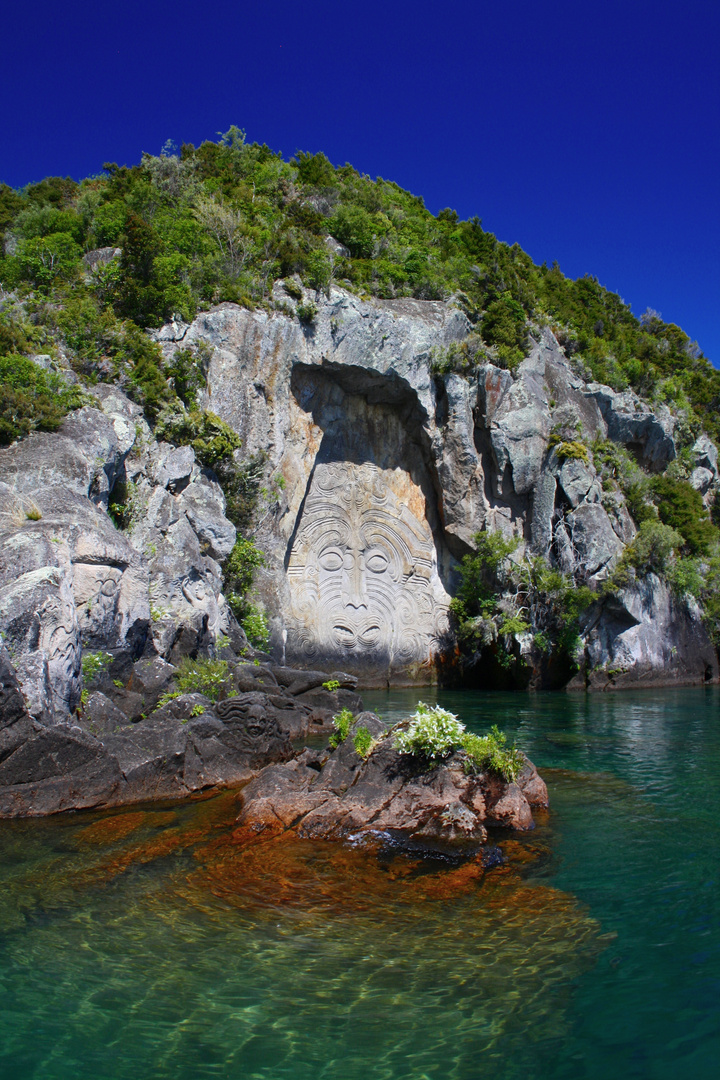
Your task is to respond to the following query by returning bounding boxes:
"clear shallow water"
[0,687,718,1079]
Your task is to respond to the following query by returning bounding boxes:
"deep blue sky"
[2,1,718,361]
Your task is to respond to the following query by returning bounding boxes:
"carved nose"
[342,552,367,609]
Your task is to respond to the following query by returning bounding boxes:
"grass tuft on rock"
[174,657,231,701]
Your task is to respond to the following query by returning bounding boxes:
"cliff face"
[0,389,237,723]
[0,284,718,728]
[154,283,719,688]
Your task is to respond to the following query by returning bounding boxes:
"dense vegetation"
[1,126,718,446]
[450,532,596,685]
[393,703,523,782]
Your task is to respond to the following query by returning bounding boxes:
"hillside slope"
[1,131,719,710]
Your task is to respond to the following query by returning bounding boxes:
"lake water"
[0,686,718,1079]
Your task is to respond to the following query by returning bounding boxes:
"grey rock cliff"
[0,388,236,723]
[153,287,714,688]
[0,647,354,818]
[1,286,717,720]
[0,287,717,816]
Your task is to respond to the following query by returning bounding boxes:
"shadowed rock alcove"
[283,364,452,684]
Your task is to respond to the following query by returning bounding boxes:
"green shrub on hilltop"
[9,232,83,290]
[0,128,716,445]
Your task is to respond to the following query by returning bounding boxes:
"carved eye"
[366,550,389,574]
[319,549,343,571]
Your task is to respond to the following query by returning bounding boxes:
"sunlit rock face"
[150,286,718,690]
[285,460,450,679]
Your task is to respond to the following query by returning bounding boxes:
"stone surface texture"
[236,712,549,854]
[0,652,352,818]
[0,388,236,722]
[1,284,718,736]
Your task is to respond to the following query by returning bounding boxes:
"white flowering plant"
[393,702,466,761]
[393,702,524,781]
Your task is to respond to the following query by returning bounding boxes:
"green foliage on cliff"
[154,405,241,468]
[0,354,89,444]
[1,127,717,443]
[353,725,375,758]
[650,475,715,555]
[238,604,269,649]
[553,439,589,463]
[222,537,270,649]
[451,530,594,673]
[610,521,684,585]
[593,439,719,553]
[2,129,718,652]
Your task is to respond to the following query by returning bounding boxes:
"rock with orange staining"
[237,713,547,857]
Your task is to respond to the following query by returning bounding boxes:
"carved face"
[286,462,448,671]
[216,697,292,764]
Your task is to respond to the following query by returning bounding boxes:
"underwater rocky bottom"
[1,686,719,1080]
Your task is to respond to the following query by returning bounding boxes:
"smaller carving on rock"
[215,694,293,765]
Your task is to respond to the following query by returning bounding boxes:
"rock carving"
[285,461,449,676]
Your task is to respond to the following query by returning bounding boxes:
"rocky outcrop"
[571,574,719,689]
[1,285,717,710]
[690,434,719,501]
[237,712,548,856]
[0,644,358,817]
[152,287,715,688]
[0,640,551,855]
[0,388,237,722]
[584,384,676,473]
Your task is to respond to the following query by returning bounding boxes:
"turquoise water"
[0,687,719,1079]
